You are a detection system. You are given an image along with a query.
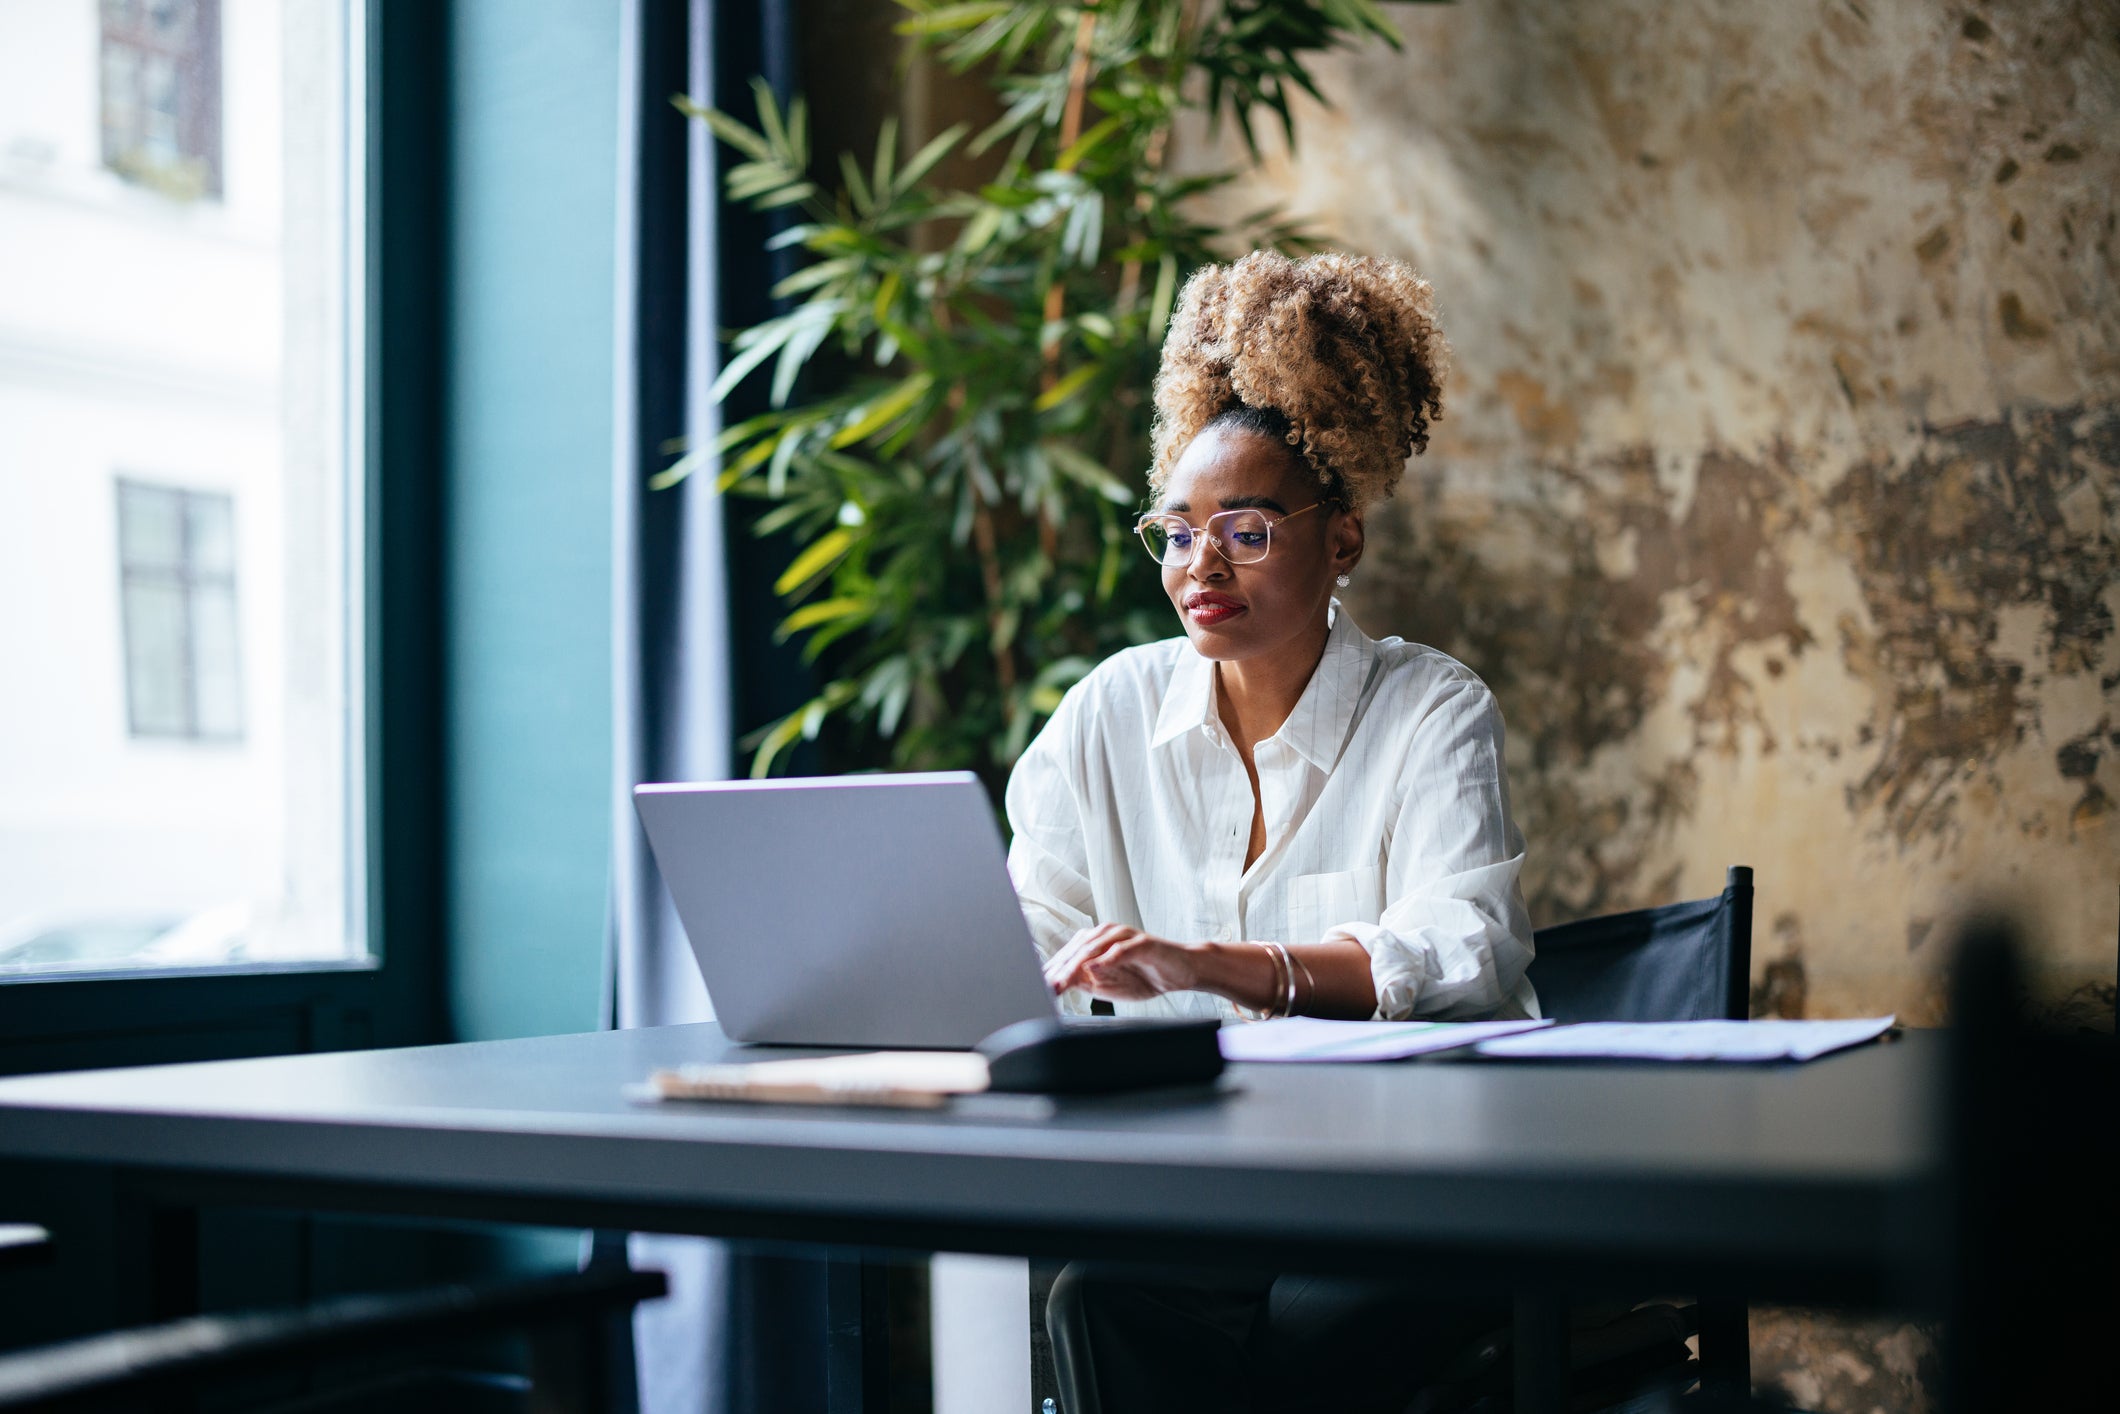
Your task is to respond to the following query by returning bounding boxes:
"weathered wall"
[1183,0,2120,1022]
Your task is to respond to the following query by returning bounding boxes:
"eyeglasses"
[1134,501,1324,567]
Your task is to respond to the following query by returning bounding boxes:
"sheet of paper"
[1471,1016,1898,1063]
[636,1051,991,1107]
[1217,1017,1553,1063]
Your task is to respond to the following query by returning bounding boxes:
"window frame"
[0,0,449,1067]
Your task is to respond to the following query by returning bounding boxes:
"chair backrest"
[1526,866,1753,1023]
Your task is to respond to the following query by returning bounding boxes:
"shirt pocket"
[1285,866,1384,943]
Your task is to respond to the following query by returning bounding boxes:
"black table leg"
[112,1185,201,1413]
[1512,1290,1568,1414]
[824,1254,891,1414]
[1698,1298,1751,1397]
[114,1185,199,1325]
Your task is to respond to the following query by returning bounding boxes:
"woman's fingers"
[1081,938,1169,1001]
[1087,935,1191,996]
[1044,925,1121,981]
[1045,924,1143,993]
[1041,928,1099,986]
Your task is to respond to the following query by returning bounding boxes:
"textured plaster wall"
[1183,0,2120,1022]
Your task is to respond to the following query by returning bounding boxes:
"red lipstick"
[1183,591,1246,626]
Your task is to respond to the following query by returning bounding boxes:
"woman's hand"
[1043,924,1202,1001]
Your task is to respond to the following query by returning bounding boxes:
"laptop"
[633,772,1073,1048]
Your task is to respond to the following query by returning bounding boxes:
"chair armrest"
[0,1267,667,1410]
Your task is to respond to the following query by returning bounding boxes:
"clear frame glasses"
[1134,501,1324,567]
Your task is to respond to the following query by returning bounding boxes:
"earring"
[1335,574,1351,588]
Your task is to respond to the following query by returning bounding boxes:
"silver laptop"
[633,772,1064,1047]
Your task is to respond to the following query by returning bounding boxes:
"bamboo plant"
[665,0,1407,786]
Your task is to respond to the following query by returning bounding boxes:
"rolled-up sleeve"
[1324,681,1536,1021]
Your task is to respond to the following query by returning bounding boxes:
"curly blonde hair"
[1149,251,1450,513]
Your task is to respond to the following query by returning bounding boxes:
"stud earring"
[1335,574,1351,588]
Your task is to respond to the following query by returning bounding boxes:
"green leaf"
[676,98,772,162]
[771,256,858,299]
[724,430,785,480]
[769,301,841,407]
[751,77,792,158]
[839,150,875,217]
[766,422,804,494]
[1044,440,1137,504]
[1054,114,1126,173]
[1032,362,1098,413]
[777,596,872,640]
[773,527,856,597]
[649,448,708,491]
[893,123,968,195]
[1149,252,1178,339]
[959,204,1005,254]
[871,269,903,324]
[749,710,808,778]
[859,656,916,738]
[766,223,820,251]
[894,2,1011,36]
[832,372,935,448]
[871,116,899,205]
[706,312,801,406]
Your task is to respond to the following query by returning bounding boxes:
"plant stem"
[1040,3,1101,360]
[934,302,1018,697]
[1116,0,1201,314]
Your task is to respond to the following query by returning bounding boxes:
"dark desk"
[0,1025,1944,1404]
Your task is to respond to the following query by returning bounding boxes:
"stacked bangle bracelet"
[1237,940,1300,1021]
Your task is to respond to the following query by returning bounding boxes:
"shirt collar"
[1150,603,1378,770]
[1149,640,1218,750]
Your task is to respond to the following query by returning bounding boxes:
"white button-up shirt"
[1006,607,1538,1022]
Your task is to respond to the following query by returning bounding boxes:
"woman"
[1005,251,1534,1414]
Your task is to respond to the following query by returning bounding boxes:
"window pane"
[189,580,243,738]
[186,489,236,574]
[122,576,192,736]
[118,481,187,570]
[0,1,367,978]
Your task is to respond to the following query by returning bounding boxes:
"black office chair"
[1030,870,1761,1414]
[0,1266,666,1413]
[1527,865,1753,1026]
[1425,866,1756,1414]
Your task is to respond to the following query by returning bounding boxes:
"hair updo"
[1149,251,1450,514]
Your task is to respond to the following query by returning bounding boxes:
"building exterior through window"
[99,0,225,200]
[0,0,365,977]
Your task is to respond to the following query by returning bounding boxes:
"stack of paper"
[1217,1017,1552,1063]
[1472,1017,1898,1063]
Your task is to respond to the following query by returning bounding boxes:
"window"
[99,0,223,200]
[0,1,367,978]
[116,479,245,741]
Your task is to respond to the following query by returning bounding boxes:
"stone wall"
[1180,0,2119,1022]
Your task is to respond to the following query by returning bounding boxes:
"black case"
[976,1017,1225,1094]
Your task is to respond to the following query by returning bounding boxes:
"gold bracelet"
[1290,949,1317,1017]
[1236,941,1287,1022]
[1273,942,1298,1018]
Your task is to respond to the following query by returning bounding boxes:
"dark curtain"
[605,3,825,1413]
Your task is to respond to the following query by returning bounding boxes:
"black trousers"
[1045,1261,1502,1414]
